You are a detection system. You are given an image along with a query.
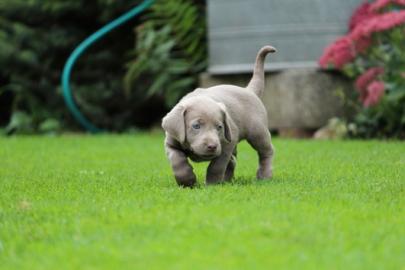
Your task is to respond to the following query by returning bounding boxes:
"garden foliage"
[0,0,206,133]
[320,0,405,138]
[0,0,146,133]
[124,0,206,107]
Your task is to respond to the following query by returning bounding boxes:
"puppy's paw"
[205,176,225,186]
[256,167,272,180]
[177,179,196,188]
[175,174,197,188]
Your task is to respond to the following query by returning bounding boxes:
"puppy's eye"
[217,124,223,130]
[192,123,201,130]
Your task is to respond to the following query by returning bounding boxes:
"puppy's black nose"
[207,144,217,152]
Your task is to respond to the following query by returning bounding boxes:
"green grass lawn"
[0,134,404,270]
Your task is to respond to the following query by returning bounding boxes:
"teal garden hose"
[61,0,154,132]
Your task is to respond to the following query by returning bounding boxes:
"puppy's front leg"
[165,142,196,187]
[206,144,234,185]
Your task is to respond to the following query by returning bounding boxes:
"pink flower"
[355,67,385,92]
[370,0,405,11]
[354,36,373,53]
[319,3,405,69]
[363,81,385,107]
[349,1,376,31]
[351,10,405,42]
[319,36,356,69]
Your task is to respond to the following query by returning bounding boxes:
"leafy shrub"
[319,0,405,139]
[0,0,172,133]
[124,0,207,107]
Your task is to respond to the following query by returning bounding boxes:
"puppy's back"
[189,85,269,139]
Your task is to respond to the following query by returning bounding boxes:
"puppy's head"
[162,97,232,158]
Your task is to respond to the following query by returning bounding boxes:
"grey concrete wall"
[207,0,362,74]
[200,68,353,129]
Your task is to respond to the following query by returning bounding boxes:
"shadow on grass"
[163,169,300,189]
[231,175,286,186]
[178,175,291,190]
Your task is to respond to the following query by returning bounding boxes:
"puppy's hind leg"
[224,147,237,181]
[247,129,274,179]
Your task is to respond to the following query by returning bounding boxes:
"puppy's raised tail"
[246,45,276,98]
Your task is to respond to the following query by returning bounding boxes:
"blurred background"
[0,0,404,138]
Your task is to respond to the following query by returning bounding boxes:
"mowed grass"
[0,134,404,270]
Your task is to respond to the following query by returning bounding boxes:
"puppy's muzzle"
[206,144,218,152]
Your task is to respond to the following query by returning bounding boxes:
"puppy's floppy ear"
[217,103,233,143]
[162,105,187,144]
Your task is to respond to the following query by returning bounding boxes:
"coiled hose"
[61,0,155,132]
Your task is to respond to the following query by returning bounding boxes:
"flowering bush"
[319,0,405,138]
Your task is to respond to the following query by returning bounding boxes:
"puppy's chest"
[183,148,212,162]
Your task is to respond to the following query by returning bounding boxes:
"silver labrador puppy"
[162,45,276,187]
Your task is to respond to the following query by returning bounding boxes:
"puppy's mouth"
[188,147,219,159]
[192,152,218,160]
